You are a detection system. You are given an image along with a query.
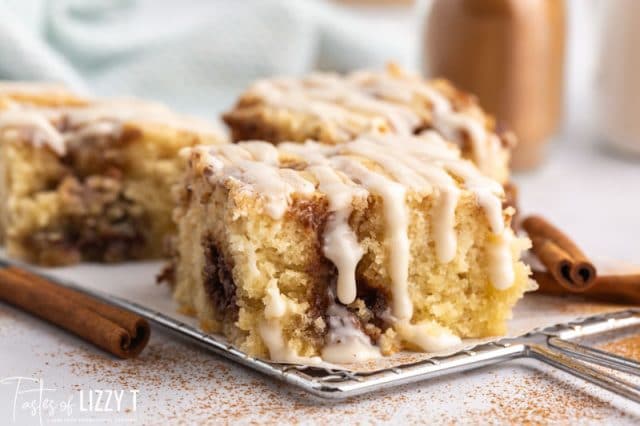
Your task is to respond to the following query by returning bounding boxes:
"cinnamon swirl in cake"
[0,93,223,265]
[223,64,513,184]
[171,132,531,363]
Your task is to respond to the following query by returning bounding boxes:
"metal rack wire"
[22,266,640,401]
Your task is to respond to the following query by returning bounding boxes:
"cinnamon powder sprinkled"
[460,370,625,425]
[3,305,639,424]
[545,296,637,316]
[599,334,640,361]
[30,335,636,424]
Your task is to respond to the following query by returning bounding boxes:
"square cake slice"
[223,64,513,184]
[0,96,224,265]
[171,132,531,364]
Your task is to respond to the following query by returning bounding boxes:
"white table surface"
[1,135,640,425]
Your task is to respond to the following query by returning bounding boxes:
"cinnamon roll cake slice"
[171,132,531,364]
[0,91,224,266]
[223,64,514,184]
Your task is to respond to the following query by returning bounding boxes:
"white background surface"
[2,1,640,425]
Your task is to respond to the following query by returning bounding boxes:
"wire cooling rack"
[16,265,640,401]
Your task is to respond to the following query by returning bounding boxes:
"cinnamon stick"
[522,215,597,291]
[533,271,640,305]
[0,267,150,358]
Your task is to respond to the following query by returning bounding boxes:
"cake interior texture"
[172,133,531,364]
[0,99,222,265]
[223,64,513,184]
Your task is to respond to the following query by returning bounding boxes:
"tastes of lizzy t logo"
[0,377,138,424]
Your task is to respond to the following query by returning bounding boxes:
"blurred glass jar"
[595,0,640,156]
[423,0,566,170]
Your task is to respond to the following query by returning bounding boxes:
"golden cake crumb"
[0,90,224,265]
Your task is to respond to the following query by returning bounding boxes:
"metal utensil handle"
[529,344,640,403]
[548,337,640,377]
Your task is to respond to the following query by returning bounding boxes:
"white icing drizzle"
[395,320,462,352]
[263,279,289,319]
[419,86,490,174]
[193,132,515,362]
[215,143,315,219]
[244,66,504,178]
[330,155,413,320]
[258,321,323,365]
[444,160,505,235]
[311,88,419,136]
[321,304,381,363]
[431,187,461,263]
[337,135,457,265]
[260,280,323,364]
[0,98,221,155]
[308,165,366,305]
[488,228,516,290]
[0,110,66,154]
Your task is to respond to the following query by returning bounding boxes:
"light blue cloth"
[0,0,413,117]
